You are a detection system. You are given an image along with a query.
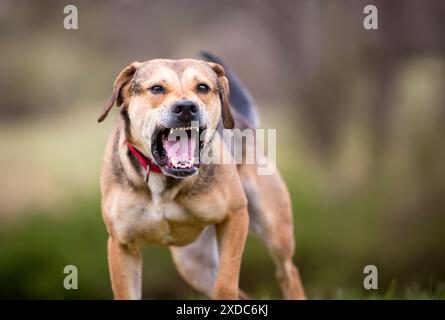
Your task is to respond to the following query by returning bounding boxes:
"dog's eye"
[149,85,165,94]
[197,83,210,94]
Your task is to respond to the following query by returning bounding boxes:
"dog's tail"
[200,51,260,129]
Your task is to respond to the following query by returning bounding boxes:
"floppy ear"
[97,62,141,123]
[208,62,234,129]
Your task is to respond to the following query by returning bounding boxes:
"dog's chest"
[111,175,225,246]
[147,203,203,244]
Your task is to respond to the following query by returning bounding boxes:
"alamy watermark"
[63,265,78,290]
[363,265,378,290]
[363,5,378,30]
[63,5,78,30]
[161,121,277,175]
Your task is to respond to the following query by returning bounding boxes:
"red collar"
[127,142,162,179]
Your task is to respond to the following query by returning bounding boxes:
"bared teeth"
[169,126,199,134]
[170,156,195,169]
[165,126,199,169]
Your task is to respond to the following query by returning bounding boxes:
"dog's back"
[200,52,260,130]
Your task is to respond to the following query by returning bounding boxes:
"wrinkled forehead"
[133,59,216,84]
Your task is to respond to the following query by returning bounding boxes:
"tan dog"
[98,52,305,300]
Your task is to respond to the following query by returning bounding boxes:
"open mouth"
[151,125,206,177]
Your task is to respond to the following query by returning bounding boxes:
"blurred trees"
[248,0,445,158]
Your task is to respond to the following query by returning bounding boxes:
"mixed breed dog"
[98,52,305,299]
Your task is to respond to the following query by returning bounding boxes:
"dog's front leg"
[212,206,249,299]
[107,236,142,300]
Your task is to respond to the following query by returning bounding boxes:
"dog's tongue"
[163,137,196,162]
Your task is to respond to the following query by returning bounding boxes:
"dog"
[97,52,305,300]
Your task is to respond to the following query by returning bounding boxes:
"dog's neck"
[127,142,162,179]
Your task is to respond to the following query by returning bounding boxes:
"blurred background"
[0,0,445,299]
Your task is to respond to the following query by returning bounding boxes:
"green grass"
[0,193,443,299]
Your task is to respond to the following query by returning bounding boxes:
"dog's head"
[98,59,233,178]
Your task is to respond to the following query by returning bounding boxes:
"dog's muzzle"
[150,100,207,178]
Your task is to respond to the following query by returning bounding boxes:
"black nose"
[172,101,198,122]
